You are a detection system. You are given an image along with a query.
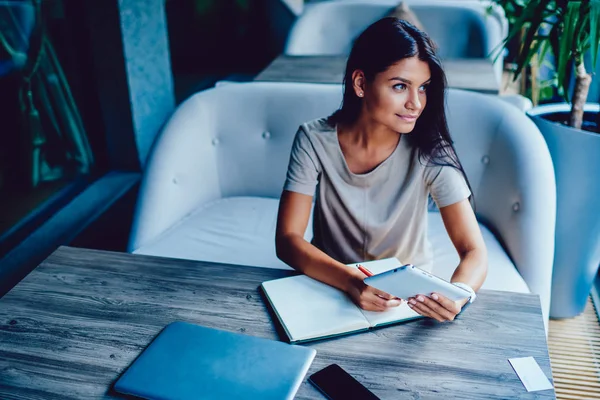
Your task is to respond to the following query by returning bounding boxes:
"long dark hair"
[328,17,473,207]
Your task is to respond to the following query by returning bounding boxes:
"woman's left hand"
[407,292,467,322]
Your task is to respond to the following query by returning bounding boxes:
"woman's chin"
[394,123,416,134]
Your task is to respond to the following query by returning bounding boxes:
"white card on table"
[508,356,554,392]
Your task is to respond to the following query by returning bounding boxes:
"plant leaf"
[539,33,553,64]
[557,1,580,102]
[503,0,547,43]
[590,0,600,68]
[575,1,591,55]
[547,18,563,98]
[512,0,555,79]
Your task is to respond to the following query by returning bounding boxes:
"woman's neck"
[340,115,400,151]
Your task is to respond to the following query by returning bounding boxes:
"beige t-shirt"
[283,118,471,271]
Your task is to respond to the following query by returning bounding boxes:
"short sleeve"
[428,165,471,208]
[283,128,320,196]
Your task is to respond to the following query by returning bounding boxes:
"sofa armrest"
[476,113,556,331]
[499,94,533,112]
[128,94,222,252]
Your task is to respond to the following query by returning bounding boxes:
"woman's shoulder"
[299,117,336,138]
[292,118,338,160]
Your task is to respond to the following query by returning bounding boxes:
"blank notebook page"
[360,303,422,327]
[262,275,369,342]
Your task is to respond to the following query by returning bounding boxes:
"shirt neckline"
[334,125,405,179]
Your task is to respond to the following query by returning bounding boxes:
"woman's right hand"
[345,270,402,311]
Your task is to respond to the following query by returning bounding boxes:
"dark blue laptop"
[114,321,316,400]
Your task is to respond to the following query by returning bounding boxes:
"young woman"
[275,18,488,322]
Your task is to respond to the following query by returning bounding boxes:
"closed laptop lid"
[114,321,316,400]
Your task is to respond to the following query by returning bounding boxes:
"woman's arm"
[442,199,488,290]
[407,198,488,321]
[275,190,400,312]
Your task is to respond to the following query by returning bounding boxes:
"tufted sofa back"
[284,0,507,80]
[129,82,555,323]
[129,82,339,252]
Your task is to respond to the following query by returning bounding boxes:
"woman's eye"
[393,83,407,91]
[419,85,428,93]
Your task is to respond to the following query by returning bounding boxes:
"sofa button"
[262,131,271,139]
[481,155,490,165]
[212,138,219,146]
[172,177,178,184]
[512,202,520,212]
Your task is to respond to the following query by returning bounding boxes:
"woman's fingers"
[408,295,454,322]
[361,290,401,311]
[418,295,456,321]
[430,293,462,315]
[364,282,402,302]
[366,287,401,307]
[352,283,402,312]
[372,289,394,300]
[371,294,401,309]
[361,297,388,311]
[408,299,444,322]
[369,301,389,311]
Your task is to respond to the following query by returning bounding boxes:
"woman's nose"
[406,91,421,111]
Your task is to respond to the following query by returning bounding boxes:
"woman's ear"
[351,70,366,98]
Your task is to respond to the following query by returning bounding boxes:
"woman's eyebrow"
[390,77,432,85]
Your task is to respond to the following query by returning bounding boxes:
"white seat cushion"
[427,211,529,293]
[134,197,308,269]
[134,197,530,293]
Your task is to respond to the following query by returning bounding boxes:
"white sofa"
[128,82,556,330]
[284,0,508,81]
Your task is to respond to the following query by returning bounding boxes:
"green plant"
[496,0,600,130]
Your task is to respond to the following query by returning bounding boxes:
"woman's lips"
[396,114,418,122]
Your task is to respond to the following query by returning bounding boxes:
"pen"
[357,264,374,277]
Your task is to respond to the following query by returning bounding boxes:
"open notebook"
[261,258,424,343]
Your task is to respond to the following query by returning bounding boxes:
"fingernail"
[389,300,400,307]
[409,299,416,305]
[431,294,439,300]
[417,296,424,302]
[408,303,413,308]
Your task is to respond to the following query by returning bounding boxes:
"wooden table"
[0,246,555,399]
[255,55,500,95]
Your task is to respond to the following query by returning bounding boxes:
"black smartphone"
[308,364,380,400]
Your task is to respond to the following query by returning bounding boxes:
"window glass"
[0,0,102,237]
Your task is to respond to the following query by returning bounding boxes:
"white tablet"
[363,264,471,302]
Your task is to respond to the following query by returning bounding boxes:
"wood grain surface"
[0,246,555,399]
[254,55,500,95]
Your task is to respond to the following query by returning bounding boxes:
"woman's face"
[355,56,431,134]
